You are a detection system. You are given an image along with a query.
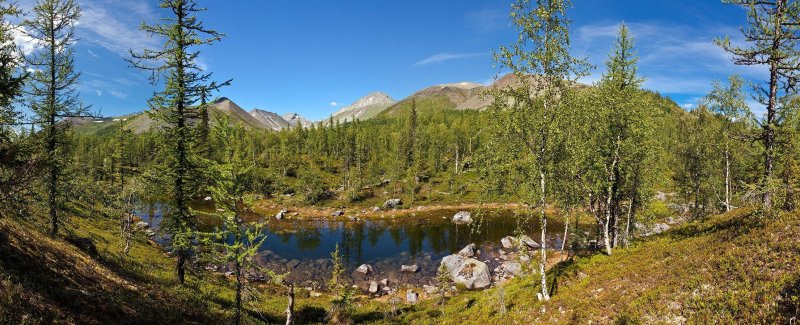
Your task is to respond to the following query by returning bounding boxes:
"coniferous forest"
[1,0,800,324]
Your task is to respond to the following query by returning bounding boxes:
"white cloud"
[329,102,339,106]
[77,0,160,56]
[11,27,39,55]
[573,21,768,101]
[682,103,694,109]
[110,89,127,100]
[465,8,506,34]
[414,52,486,66]
[87,49,99,58]
[95,89,102,96]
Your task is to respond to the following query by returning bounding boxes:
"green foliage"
[327,243,355,324]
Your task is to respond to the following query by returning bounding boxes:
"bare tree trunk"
[539,170,549,301]
[235,259,242,325]
[561,214,569,261]
[725,145,731,212]
[624,200,633,248]
[285,284,295,325]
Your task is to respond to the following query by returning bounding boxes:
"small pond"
[135,204,567,289]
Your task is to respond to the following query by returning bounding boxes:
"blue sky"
[13,0,765,120]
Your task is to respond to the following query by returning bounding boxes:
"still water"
[135,204,566,287]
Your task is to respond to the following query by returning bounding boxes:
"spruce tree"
[23,0,87,236]
[717,0,800,210]
[129,0,229,284]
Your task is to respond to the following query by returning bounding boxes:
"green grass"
[3,205,798,324]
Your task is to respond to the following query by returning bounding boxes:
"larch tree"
[24,0,87,236]
[716,0,800,210]
[703,74,751,212]
[493,0,589,301]
[129,0,229,284]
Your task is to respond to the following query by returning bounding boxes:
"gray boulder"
[500,236,516,249]
[368,281,379,293]
[355,264,373,275]
[500,261,522,277]
[406,290,419,304]
[275,209,288,220]
[458,243,477,257]
[332,210,345,217]
[439,254,491,289]
[452,211,472,224]
[383,198,403,209]
[518,235,540,250]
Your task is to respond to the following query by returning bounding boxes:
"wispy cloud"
[78,0,160,56]
[465,8,507,34]
[110,89,127,100]
[573,22,768,105]
[329,101,339,106]
[87,49,99,58]
[415,52,486,66]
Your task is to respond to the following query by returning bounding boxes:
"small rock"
[203,196,212,201]
[332,210,345,217]
[458,243,477,257]
[383,198,403,209]
[355,264,373,275]
[368,281,379,293]
[286,259,301,269]
[380,278,388,286]
[406,290,419,304]
[518,235,540,250]
[401,264,419,273]
[500,236,516,249]
[373,206,381,212]
[452,211,472,224]
[500,261,522,276]
[310,291,323,297]
[134,221,150,230]
[423,285,438,294]
[275,209,288,220]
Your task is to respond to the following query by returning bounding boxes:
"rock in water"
[439,254,491,289]
[452,211,472,224]
[400,264,419,273]
[500,236,516,249]
[518,235,540,250]
[406,290,419,304]
[355,264,373,275]
[383,198,402,209]
[368,281,379,293]
[332,210,345,217]
[458,243,477,257]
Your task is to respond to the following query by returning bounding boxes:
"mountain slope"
[330,92,396,123]
[250,109,290,131]
[282,112,313,128]
[378,82,483,117]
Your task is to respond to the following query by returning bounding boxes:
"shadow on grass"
[666,210,763,242]
[0,221,226,324]
[779,275,800,322]
[548,258,576,297]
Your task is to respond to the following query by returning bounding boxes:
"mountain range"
[73,73,530,134]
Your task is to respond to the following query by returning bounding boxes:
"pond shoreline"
[251,201,526,221]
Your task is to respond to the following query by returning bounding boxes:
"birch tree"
[493,0,589,301]
[703,75,751,212]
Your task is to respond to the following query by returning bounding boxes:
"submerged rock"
[440,254,491,289]
[401,264,419,273]
[452,211,472,224]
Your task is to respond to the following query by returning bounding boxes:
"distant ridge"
[330,92,396,123]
